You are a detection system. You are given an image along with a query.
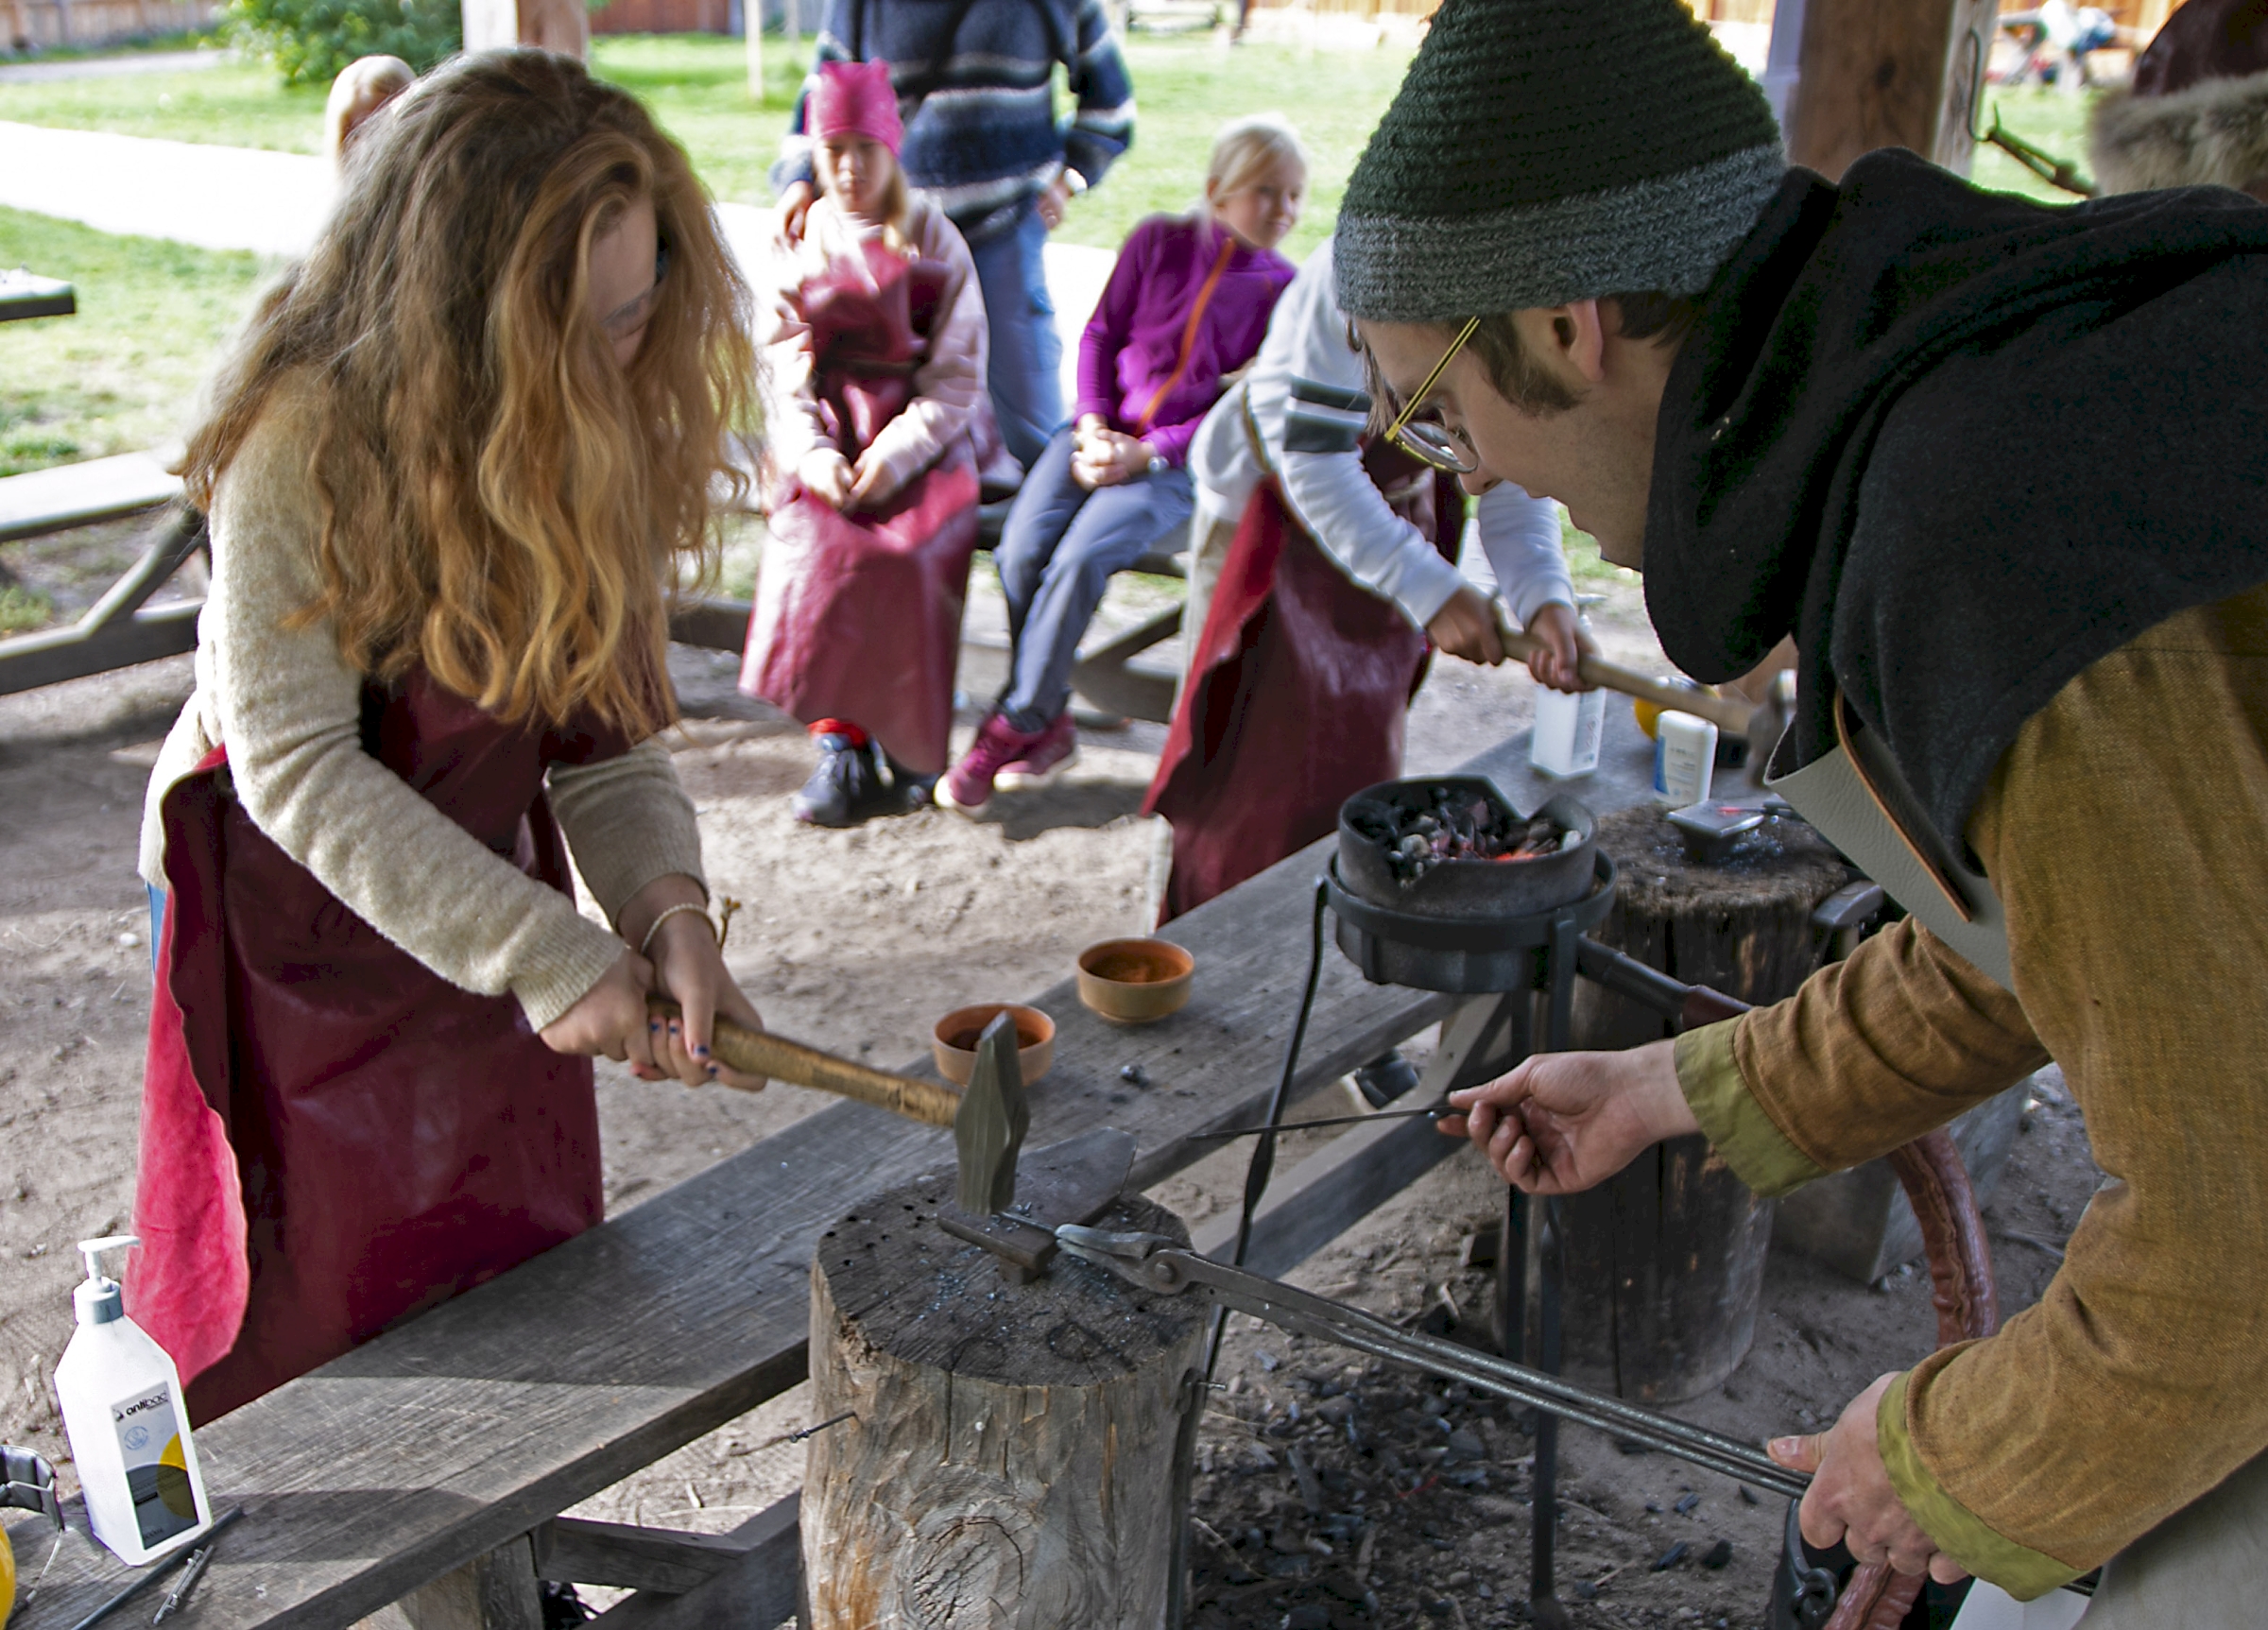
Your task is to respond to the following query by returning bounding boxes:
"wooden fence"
[589,0,730,36]
[5,0,217,48]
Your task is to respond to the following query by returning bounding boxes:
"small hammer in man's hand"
[1491,605,1793,772]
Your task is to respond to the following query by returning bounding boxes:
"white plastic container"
[1529,685,1606,780]
[53,1236,213,1564]
[1652,711,1719,807]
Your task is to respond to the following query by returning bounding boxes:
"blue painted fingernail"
[694,1045,709,1057]
[649,1021,661,1031]
[707,1063,719,1076]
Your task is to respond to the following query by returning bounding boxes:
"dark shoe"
[883,752,939,811]
[540,1581,593,1628]
[1353,1049,1421,1108]
[792,733,890,827]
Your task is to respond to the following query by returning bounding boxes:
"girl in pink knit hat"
[740,60,1006,825]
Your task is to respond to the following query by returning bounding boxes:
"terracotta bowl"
[932,1004,1056,1087]
[1075,937,1195,1023]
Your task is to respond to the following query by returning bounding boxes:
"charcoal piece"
[1700,1538,1734,1570]
[1652,1540,1690,1570]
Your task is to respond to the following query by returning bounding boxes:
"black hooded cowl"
[1645,147,2268,853]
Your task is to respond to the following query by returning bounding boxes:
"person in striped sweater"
[771,0,1137,469]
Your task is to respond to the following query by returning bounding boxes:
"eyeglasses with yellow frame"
[1382,316,1483,474]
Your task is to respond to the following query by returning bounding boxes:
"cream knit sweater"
[138,383,707,1032]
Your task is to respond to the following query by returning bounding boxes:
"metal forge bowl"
[1337,777,1597,920]
[1330,781,1612,995]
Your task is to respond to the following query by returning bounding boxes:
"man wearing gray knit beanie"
[1340,1,2268,1623]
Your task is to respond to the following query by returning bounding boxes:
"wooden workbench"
[8,711,1664,1630]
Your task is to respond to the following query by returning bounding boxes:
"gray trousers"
[2078,1446,2268,1628]
[1954,1448,2268,1628]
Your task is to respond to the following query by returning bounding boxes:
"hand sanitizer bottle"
[54,1236,213,1564]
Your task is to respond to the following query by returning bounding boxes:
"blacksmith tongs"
[1054,1224,1811,1501]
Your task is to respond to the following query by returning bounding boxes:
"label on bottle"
[111,1383,198,1546]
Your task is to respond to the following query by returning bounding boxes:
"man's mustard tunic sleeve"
[1672,587,2268,1593]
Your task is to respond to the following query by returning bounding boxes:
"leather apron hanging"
[741,242,982,777]
[1143,440,1461,920]
[128,671,633,1422]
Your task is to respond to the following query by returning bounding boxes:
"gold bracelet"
[639,901,715,958]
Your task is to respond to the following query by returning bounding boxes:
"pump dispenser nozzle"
[74,1234,138,1327]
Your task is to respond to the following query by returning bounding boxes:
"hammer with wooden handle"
[1491,604,1752,735]
[647,1001,959,1127]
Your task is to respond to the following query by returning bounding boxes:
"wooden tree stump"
[1554,805,1855,1403]
[803,1171,1204,1630]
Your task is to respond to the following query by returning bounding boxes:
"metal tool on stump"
[954,1011,1029,1216]
[654,1004,1047,1240]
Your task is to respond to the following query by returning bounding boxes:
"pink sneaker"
[936,713,1046,813]
[995,712,1078,791]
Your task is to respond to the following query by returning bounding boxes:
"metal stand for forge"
[1322,852,1617,1630]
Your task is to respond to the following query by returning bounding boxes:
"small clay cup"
[932,1004,1056,1087]
[1075,937,1195,1023]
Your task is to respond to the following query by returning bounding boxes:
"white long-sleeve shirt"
[1186,239,1572,632]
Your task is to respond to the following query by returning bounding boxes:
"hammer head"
[954,1011,1029,1215]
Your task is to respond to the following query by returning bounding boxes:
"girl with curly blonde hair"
[131,50,766,1420]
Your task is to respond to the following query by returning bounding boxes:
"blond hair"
[1202,113,1308,214]
[182,50,755,738]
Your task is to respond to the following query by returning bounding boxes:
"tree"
[225,0,461,86]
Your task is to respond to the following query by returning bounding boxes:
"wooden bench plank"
[0,450,181,542]
[532,1517,753,1594]
[582,1495,799,1629]
[0,508,205,695]
[6,715,1660,1629]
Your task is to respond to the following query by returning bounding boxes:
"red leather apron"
[740,243,981,776]
[1143,445,1462,920]
[128,671,629,1422]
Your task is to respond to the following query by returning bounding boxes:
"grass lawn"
[0,43,328,155]
[0,32,2107,481]
[0,32,1418,472]
[0,31,1415,246]
[1968,84,2102,205]
[0,207,266,477]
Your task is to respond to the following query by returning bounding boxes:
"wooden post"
[802,1171,1205,1628]
[1783,0,1996,181]
[1549,804,1855,1403]
[459,0,516,51]
[458,0,586,57]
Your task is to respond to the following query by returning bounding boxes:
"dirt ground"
[0,521,2102,1629]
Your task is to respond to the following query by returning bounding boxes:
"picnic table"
[7,711,1662,1630]
[0,268,74,323]
[0,452,200,696]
